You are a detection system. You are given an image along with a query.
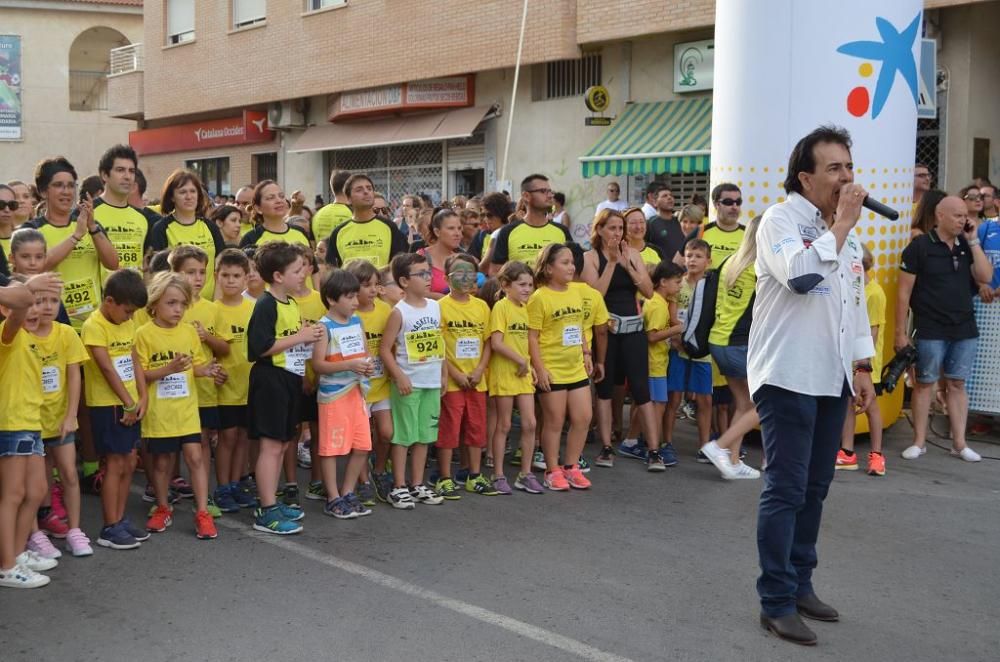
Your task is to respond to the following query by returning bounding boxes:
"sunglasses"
[718,198,743,207]
[964,193,982,201]
[0,200,20,211]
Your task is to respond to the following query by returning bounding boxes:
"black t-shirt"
[645,215,685,263]
[900,230,978,340]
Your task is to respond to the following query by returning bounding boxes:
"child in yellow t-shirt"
[136,273,222,540]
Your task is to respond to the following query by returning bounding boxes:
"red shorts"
[317,387,372,457]
[436,389,487,449]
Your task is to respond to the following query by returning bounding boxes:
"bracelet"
[853,363,873,374]
[122,401,138,413]
[89,226,105,236]
[70,234,82,243]
[967,238,981,247]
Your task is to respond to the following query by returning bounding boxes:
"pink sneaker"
[50,482,68,521]
[564,466,592,489]
[38,511,69,538]
[65,528,94,557]
[27,529,62,560]
[543,468,570,491]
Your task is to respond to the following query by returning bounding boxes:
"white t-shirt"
[596,199,628,215]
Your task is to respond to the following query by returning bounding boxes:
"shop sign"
[674,39,714,93]
[330,75,475,121]
[0,35,23,141]
[129,110,273,156]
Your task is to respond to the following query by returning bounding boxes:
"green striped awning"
[580,98,712,178]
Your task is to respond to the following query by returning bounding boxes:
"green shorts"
[390,384,440,446]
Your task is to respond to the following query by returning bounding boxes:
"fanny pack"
[608,313,644,335]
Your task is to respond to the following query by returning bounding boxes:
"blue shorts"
[0,431,43,457]
[90,406,141,455]
[709,343,748,379]
[666,350,713,396]
[43,431,77,448]
[915,337,978,383]
[648,376,668,403]
[199,406,220,431]
[147,434,202,455]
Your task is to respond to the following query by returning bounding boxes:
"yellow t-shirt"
[132,307,150,328]
[357,298,392,404]
[163,219,219,299]
[81,308,138,406]
[493,220,572,267]
[36,221,101,328]
[241,224,311,249]
[527,285,587,384]
[642,292,670,378]
[0,323,43,431]
[239,221,255,239]
[32,323,89,438]
[248,293,304,373]
[440,294,491,393]
[677,276,711,363]
[295,288,325,383]
[698,222,745,268]
[639,244,663,267]
[312,202,353,244]
[487,297,533,396]
[183,298,219,409]
[95,200,149,281]
[0,236,11,260]
[865,278,887,383]
[135,322,204,438]
[330,218,403,268]
[570,281,609,347]
[214,298,255,407]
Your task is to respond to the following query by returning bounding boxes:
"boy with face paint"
[435,255,496,498]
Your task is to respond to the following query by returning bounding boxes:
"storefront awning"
[289,105,492,153]
[579,99,712,178]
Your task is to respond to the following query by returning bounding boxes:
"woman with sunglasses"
[0,184,19,263]
[6,180,34,227]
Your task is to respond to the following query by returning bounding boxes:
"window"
[328,142,443,208]
[166,0,195,45]
[253,152,277,183]
[306,0,346,11]
[185,158,230,198]
[233,0,265,28]
[532,52,602,101]
[628,172,709,211]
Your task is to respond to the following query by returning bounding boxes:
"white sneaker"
[951,446,982,462]
[700,441,738,479]
[409,484,444,505]
[296,441,312,469]
[531,450,547,471]
[0,564,50,589]
[388,487,415,510]
[724,461,761,480]
[901,445,926,460]
[15,550,58,572]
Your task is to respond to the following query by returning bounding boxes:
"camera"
[881,345,918,393]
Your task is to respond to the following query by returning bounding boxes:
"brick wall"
[576,0,715,45]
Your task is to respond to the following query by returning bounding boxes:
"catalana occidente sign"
[0,35,23,141]
[129,111,273,156]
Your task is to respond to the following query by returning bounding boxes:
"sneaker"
[345,492,372,517]
[213,485,240,513]
[454,468,470,484]
[485,455,495,469]
[296,441,312,469]
[277,503,305,522]
[696,450,712,464]
[512,447,523,463]
[323,496,358,519]
[146,505,173,533]
[81,467,104,495]
[659,443,679,467]
[492,475,513,495]
[253,506,303,535]
[700,440,737,479]
[564,466,591,489]
[867,452,886,476]
[194,510,218,539]
[681,401,696,420]
[739,446,748,461]
[143,484,181,504]
[356,482,377,507]
[170,476,194,498]
[531,451,547,471]
[0,563,49,589]
[38,511,69,539]
[514,472,545,494]
[64,528,93,557]
[901,445,926,460]
[50,482,68,521]
[205,498,223,519]
[96,522,140,550]
[389,487,416,510]
[594,446,615,468]
[646,452,666,472]
[835,449,859,470]
[543,468,569,491]
[282,484,300,506]
[232,481,257,508]
[16,550,58,572]
[723,461,761,480]
[305,480,327,501]
[577,457,591,474]
[120,516,151,542]
[951,446,982,462]
[466,474,499,495]
[617,440,648,461]
[410,484,444,505]
[434,477,462,500]
[374,473,393,504]
[27,530,62,560]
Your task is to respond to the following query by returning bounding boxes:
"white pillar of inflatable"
[710,0,924,428]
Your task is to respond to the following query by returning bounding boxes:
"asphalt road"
[2,416,998,662]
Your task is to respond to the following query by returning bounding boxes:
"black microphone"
[862,195,899,220]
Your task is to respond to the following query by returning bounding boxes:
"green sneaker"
[305,480,327,501]
[203,498,222,519]
[466,474,499,495]
[434,477,462,500]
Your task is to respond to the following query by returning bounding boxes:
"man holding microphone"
[749,126,876,646]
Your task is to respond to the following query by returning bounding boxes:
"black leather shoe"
[796,593,840,622]
[760,612,818,646]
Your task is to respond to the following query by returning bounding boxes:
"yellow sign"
[585,85,610,113]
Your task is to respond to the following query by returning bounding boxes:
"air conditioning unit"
[267,100,305,129]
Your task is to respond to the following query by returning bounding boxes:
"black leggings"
[595,331,651,405]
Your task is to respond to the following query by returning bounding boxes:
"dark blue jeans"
[753,382,849,617]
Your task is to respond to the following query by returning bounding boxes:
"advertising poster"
[0,35,22,141]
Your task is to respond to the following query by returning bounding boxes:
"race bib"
[333,325,366,357]
[63,277,97,317]
[157,373,189,399]
[117,241,143,269]
[456,337,481,360]
[404,329,444,363]
[284,344,310,376]
[371,356,384,378]
[42,366,60,394]
[113,354,134,383]
[562,325,582,347]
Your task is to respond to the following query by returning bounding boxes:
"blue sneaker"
[213,485,240,513]
[659,443,679,467]
[96,522,140,550]
[617,440,648,461]
[454,468,470,484]
[252,506,303,535]
[323,496,358,520]
[346,492,372,516]
[119,516,150,542]
[277,503,305,522]
[231,481,257,508]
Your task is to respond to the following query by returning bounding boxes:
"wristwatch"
[89,223,106,236]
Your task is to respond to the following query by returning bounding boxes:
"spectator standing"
[595,182,627,216]
[311,170,353,244]
[644,185,685,265]
[641,181,662,220]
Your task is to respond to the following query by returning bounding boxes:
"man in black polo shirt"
[895,195,993,463]
[644,185,686,265]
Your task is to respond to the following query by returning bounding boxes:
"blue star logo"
[837,12,921,119]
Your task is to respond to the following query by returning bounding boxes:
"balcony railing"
[69,70,108,111]
[110,43,143,75]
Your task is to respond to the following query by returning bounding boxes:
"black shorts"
[300,391,318,423]
[248,363,302,442]
[90,405,141,456]
[595,332,650,405]
[712,386,733,406]
[543,378,591,393]
[199,406,220,431]
[218,405,248,430]
[147,434,201,455]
